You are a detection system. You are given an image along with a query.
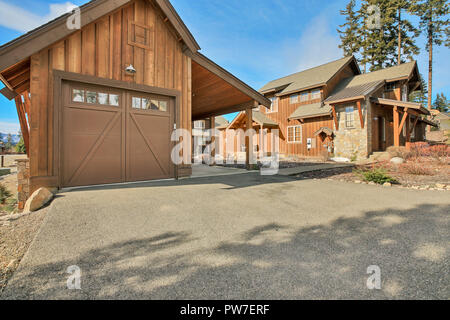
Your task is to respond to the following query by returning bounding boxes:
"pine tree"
[391,0,420,65]
[337,0,362,57]
[410,0,449,118]
[16,131,26,154]
[409,73,428,105]
[5,134,13,151]
[433,93,449,112]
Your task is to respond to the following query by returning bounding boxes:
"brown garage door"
[61,81,175,187]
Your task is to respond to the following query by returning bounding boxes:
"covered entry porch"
[370,98,436,152]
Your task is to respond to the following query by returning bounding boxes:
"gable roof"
[324,61,420,105]
[0,0,201,72]
[215,116,229,129]
[339,61,418,88]
[228,110,278,129]
[259,56,360,96]
[288,102,332,120]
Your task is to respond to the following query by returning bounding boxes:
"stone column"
[16,158,30,211]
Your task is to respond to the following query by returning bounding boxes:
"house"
[220,56,436,161]
[192,116,228,161]
[0,0,270,208]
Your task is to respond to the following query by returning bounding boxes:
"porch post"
[245,104,254,170]
[405,114,411,149]
[260,124,264,160]
[210,116,215,166]
[393,106,400,147]
[331,105,339,131]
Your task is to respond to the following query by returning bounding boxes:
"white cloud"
[0,121,20,134]
[0,1,77,33]
[282,14,342,73]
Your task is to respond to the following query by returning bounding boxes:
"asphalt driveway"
[2,172,449,299]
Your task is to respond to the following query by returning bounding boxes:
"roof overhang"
[418,118,438,127]
[276,83,326,98]
[186,51,271,120]
[370,97,430,115]
[325,95,366,105]
[289,112,331,121]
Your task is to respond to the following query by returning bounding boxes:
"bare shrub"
[386,146,411,159]
[401,162,434,176]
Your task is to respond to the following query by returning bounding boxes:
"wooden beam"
[405,113,411,149]
[331,105,339,131]
[23,90,31,115]
[410,116,419,136]
[0,73,14,91]
[14,96,29,156]
[398,107,409,133]
[245,104,254,170]
[356,100,364,129]
[210,116,215,166]
[393,106,400,147]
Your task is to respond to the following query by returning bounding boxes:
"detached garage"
[0,0,270,208]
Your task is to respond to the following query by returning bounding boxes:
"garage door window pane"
[86,91,97,104]
[110,94,119,106]
[159,101,167,111]
[98,93,108,105]
[142,98,151,110]
[73,89,85,102]
[132,97,141,109]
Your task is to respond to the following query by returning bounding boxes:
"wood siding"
[29,0,192,181]
[258,93,333,157]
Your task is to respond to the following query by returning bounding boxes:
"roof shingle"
[259,56,356,96]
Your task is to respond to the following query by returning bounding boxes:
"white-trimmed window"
[268,97,278,113]
[311,89,321,100]
[300,92,309,102]
[287,125,302,143]
[290,94,299,104]
[345,106,355,128]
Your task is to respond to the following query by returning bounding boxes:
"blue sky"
[0,0,448,131]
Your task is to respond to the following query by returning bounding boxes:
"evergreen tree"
[337,0,362,57]
[409,73,428,105]
[433,93,449,112]
[391,0,420,65]
[16,132,26,154]
[5,134,13,151]
[410,0,449,116]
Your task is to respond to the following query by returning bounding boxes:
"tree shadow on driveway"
[2,204,448,300]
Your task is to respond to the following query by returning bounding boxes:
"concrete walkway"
[2,173,449,300]
[191,164,250,178]
[277,163,354,176]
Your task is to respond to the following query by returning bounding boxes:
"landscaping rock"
[368,182,376,185]
[435,183,446,189]
[383,182,392,187]
[354,180,362,184]
[390,157,404,165]
[23,187,53,213]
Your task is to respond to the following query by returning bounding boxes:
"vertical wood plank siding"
[29,0,191,179]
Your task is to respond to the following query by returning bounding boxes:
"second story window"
[345,106,355,128]
[268,97,278,113]
[311,89,321,100]
[290,94,299,104]
[300,92,309,102]
[385,82,396,92]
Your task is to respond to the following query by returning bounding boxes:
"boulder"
[383,182,392,187]
[390,157,404,165]
[23,187,54,213]
[435,183,446,189]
